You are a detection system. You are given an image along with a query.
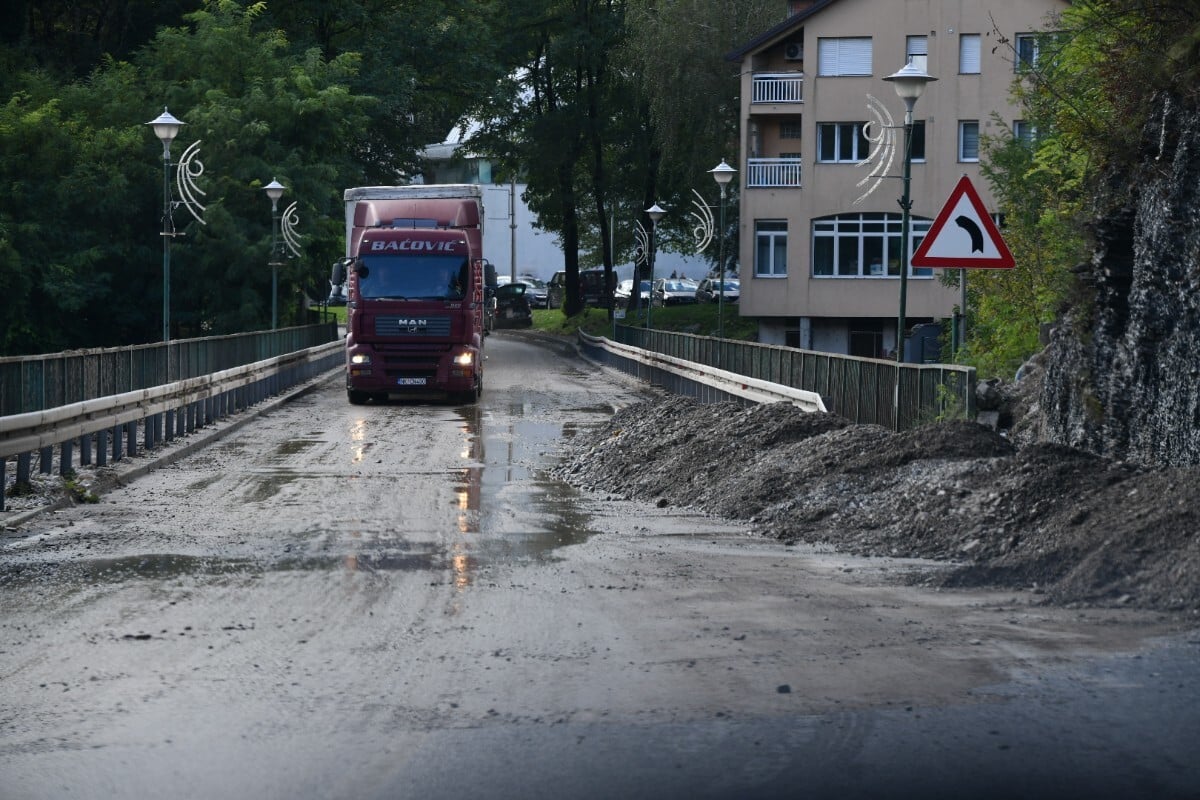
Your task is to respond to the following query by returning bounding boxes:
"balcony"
[746,158,802,188]
[752,73,804,104]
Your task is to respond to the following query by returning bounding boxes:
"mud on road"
[553,396,1200,614]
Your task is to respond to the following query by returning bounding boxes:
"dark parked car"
[516,277,549,309]
[493,282,532,327]
[695,278,740,304]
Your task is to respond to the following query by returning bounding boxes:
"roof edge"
[725,0,841,62]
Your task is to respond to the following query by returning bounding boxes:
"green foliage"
[963,0,1200,378]
[966,119,1084,379]
[0,0,379,353]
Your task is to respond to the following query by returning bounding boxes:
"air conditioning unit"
[784,43,804,61]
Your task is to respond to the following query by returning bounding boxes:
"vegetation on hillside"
[966,0,1200,378]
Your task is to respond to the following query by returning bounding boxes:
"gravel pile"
[553,397,1200,613]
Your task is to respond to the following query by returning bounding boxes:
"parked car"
[652,278,699,306]
[547,269,615,308]
[615,279,651,304]
[695,278,740,304]
[547,270,567,309]
[493,282,532,327]
[516,276,549,308]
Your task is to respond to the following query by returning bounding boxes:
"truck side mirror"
[330,259,346,284]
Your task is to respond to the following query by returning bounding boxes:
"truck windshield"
[357,254,470,300]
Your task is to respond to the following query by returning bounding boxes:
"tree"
[0,1,377,352]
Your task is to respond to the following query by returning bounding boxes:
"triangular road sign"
[911,175,1014,269]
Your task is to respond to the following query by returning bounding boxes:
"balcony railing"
[746,158,802,187]
[752,73,804,104]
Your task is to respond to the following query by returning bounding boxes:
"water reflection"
[349,417,370,464]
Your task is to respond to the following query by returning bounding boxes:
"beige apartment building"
[728,0,1066,358]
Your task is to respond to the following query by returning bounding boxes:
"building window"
[755,221,788,277]
[779,120,803,139]
[959,34,981,74]
[907,120,926,162]
[906,36,928,71]
[811,213,933,278]
[817,37,872,76]
[959,120,980,162]
[1015,33,1039,70]
[1014,120,1036,144]
[817,122,870,162]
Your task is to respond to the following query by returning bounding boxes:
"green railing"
[0,323,340,416]
[611,326,975,430]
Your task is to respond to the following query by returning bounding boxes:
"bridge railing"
[0,323,339,416]
[1,326,344,513]
[608,325,975,430]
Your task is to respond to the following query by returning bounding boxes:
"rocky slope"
[1035,93,1200,467]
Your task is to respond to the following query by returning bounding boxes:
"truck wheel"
[454,377,481,405]
[348,389,369,405]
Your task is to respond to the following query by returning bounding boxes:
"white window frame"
[817,37,872,76]
[811,213,933,279]
[817,122,870,163]
[959,34,981,74]
[906,36,928,71]
[958,120,980,162]
[1015,33,1039,70]
[755,220,788,277]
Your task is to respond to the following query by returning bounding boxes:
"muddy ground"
[553,395,1200,614]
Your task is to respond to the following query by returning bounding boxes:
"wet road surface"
[1,332,1199,799]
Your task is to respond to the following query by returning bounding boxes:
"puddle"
[244,470,305,503]
[273,439,319,457]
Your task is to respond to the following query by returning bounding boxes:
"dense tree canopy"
[0,0,510,353]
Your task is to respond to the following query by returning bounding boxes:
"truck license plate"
[396,377,427,386]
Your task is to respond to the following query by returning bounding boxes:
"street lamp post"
[146,108,184,345]
[882,62,936,366]
[645,203,665,330]
[263,179,286,330]
[708,159,736,341]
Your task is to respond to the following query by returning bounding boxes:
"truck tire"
[348,389,369,405]
[454,376,481,405]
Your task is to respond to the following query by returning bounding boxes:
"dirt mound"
[554,397,1200,613]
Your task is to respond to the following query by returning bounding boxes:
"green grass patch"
[531,303,756,341]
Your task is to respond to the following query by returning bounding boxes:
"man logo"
[398,318,427,333]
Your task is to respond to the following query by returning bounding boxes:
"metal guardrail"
[608,325,975,430]
[1,339,344,512]
[580,331,827,412]
[0,323,340,416]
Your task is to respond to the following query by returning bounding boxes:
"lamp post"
[146,108,184,345]
[882,62,936,366]
[645,203,665,330]
[263,179,286,330]
[708,159,736,341]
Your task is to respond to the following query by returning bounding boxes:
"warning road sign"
[911,175,1014,269]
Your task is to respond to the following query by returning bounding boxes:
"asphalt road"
[1,332,1198,800]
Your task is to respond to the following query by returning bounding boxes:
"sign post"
[912,175,1014,358]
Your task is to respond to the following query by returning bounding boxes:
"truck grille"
[374,315,452,337]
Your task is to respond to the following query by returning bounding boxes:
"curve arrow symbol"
[954,215,985,253]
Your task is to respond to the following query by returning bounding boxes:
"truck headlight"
[453,352,474,367]
[350,353,371,365]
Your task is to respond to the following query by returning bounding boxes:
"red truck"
[333,185,492,405]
